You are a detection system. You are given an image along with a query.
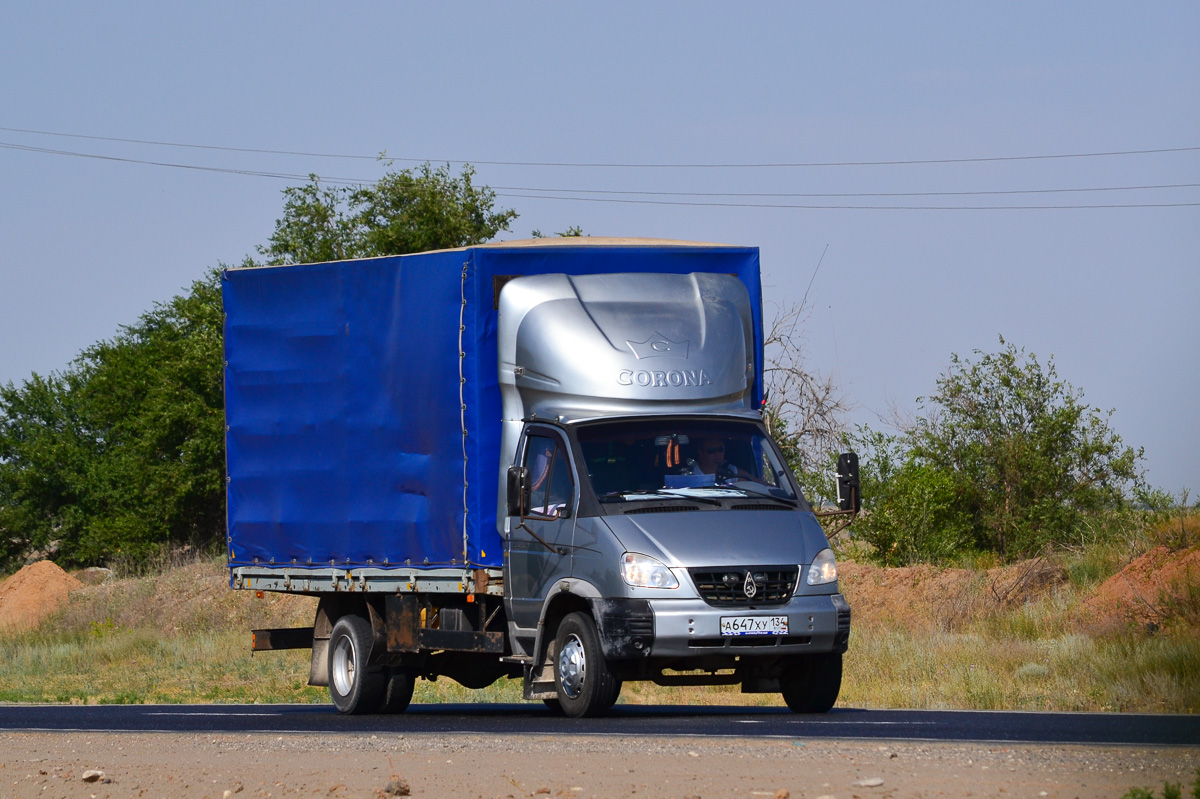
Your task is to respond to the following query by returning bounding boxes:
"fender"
[529,577,601,673]
[532,579,654,662]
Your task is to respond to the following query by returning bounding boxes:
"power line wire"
[0,126,379,161]
[0,142,324,181]
[3,140,1197,210]
[5,140,1197,199]
[495,191,1200,210]
[491,183,1200,199]
[3,125,1198,169]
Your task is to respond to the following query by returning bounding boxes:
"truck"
[223,237,857,717]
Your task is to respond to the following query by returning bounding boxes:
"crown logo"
[626,332,690,360]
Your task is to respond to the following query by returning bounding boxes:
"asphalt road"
[1,703,1196,746]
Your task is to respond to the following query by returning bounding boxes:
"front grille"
[688,566,798,606]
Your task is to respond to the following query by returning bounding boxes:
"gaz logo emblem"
[743,571,758,599]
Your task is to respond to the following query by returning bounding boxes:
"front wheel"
[554,612,621,718]
[328,615,386,714]
[780,651,842,713]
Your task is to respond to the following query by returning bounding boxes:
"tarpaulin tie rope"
[459,261,470,566]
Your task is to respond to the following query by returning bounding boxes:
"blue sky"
[2,3,1197,494]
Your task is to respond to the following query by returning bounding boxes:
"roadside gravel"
[2,731,1197,799]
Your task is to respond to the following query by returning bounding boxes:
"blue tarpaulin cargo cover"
[223,240,762,571]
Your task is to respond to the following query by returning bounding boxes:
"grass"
[0,625,328,705]
[1,510,1197,711]
[841,626,1200,713]
[1119,768,1200,799]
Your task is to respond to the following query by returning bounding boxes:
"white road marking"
[147,711,284,717]
[729,715,936,719]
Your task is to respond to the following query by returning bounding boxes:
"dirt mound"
[1082,545,1200,631]
[839,561,998,631]
[839,557,1066,631]
[0,560,84,633]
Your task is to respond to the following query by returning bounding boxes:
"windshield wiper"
[655,489,725,506]
[733,493,799,508]
[599,490,722,507]
[680,483,799,506]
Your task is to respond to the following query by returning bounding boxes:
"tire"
[553,612,622,718]
[780,652,842,713]
[381,667,416,714]
[542,698,564,715]
[328,615,386,714]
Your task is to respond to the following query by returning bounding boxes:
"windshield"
[575,418,801,503]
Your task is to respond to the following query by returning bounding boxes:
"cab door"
[504,426,578,630]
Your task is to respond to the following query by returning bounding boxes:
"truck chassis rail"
[231,566,505,596]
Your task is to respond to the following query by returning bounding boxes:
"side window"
[753,439,786,489]
[756,445,779,487]
[524,433,574,514]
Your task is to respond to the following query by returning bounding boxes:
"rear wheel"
[381,667,416,714]
[781,652,842,713]
[553,612,621,718]
[328,615,386,714]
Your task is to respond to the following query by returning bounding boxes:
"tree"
[259,163,518,265]
[0,372,90,567]
[828,337,1146,565]
[531,226,586,238]
[909,337,1143,559]
[0,272,225,567]
[762,301,849,476]
[1,164,518,569]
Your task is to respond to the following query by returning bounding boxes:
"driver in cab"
[683,438,755,483]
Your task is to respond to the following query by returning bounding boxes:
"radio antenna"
[801,243,830,309]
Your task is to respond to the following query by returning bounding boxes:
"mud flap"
[309,638,329,687]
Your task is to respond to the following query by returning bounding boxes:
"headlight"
[806,548,838,586]
[621,552,679,589]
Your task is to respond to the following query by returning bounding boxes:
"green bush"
[799,339,1152,565]
[855,460,976,566]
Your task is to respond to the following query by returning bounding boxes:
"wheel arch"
[535,585,590,667]
[533,587,594,671]
[309,595,385,687]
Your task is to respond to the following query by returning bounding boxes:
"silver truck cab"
[498,272,850,717]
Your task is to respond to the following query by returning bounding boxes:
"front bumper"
[592,593,850,660]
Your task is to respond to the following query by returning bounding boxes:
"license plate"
[719,615,789,636]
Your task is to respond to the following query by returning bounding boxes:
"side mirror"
[836,452,861,513]
[507,465,530,517]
